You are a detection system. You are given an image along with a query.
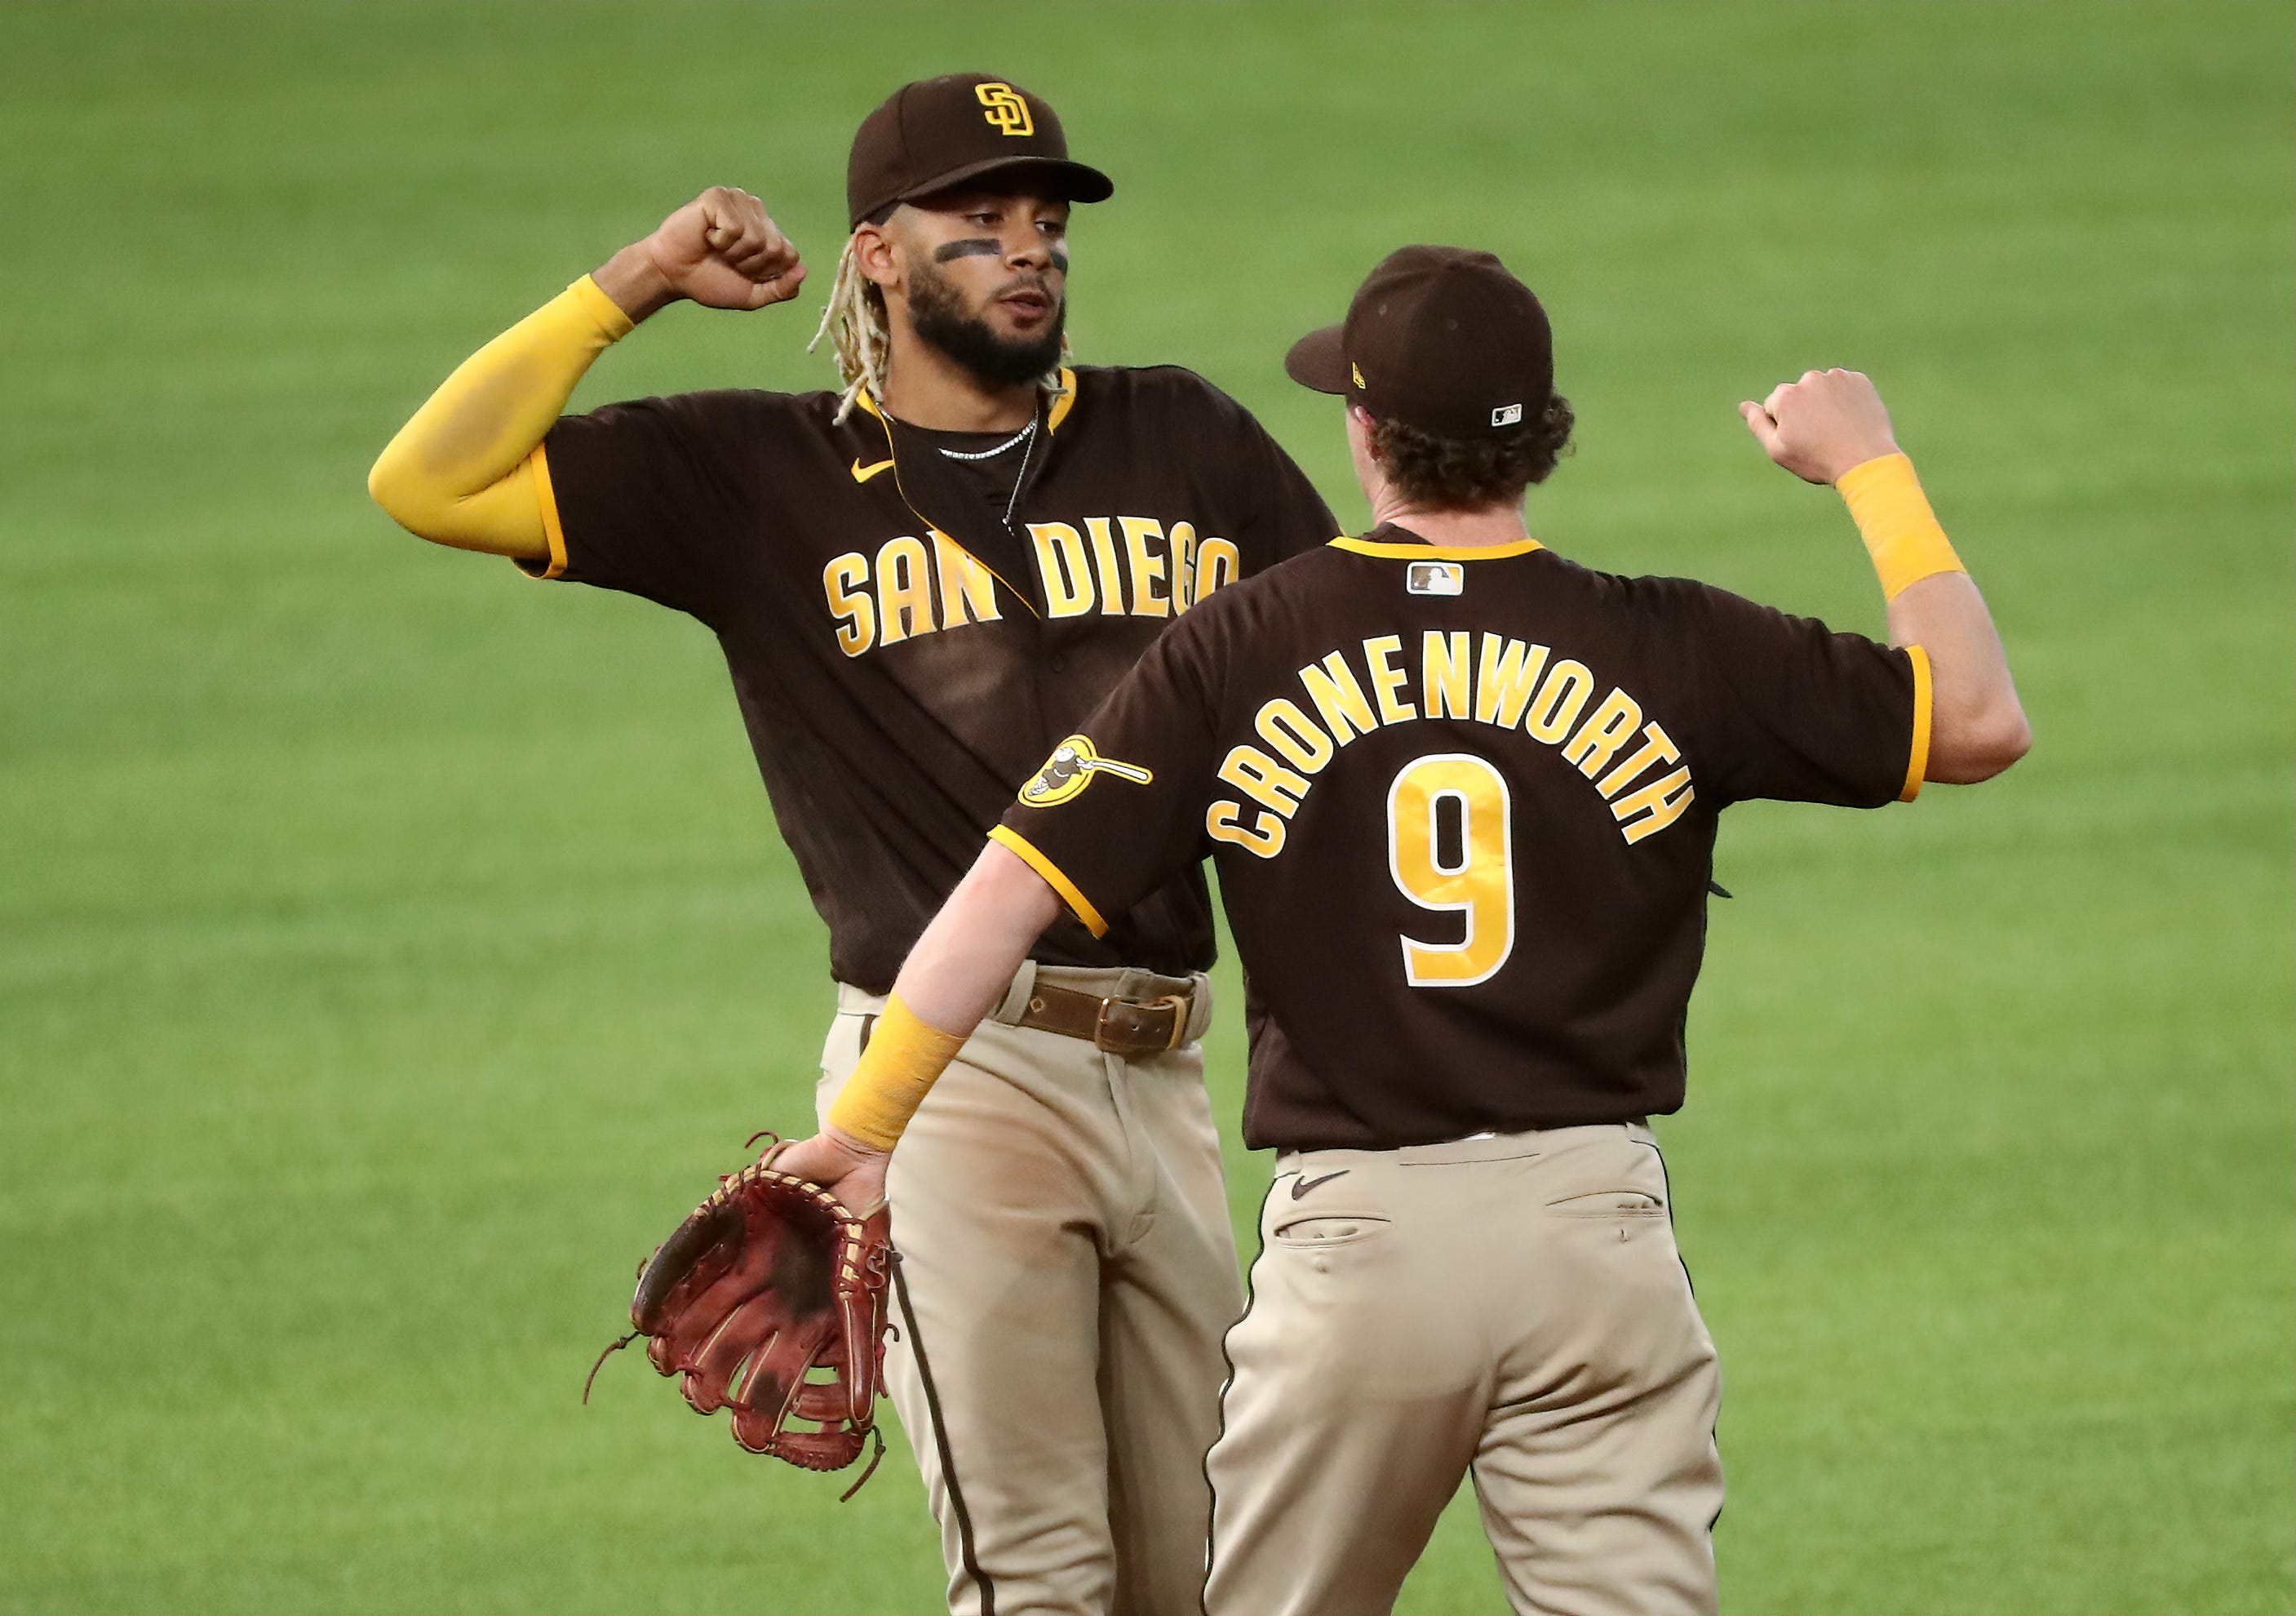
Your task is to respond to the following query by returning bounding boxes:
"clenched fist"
[1739,368,1900,486]
[594,186,808,322]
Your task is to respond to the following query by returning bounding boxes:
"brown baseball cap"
[1286,246,1554,438]
[847,73,1115,229]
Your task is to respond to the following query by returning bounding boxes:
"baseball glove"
[587,1136,896,1494]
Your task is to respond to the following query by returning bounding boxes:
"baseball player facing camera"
[370,73,1337,1616]
[779,246,2030,1614]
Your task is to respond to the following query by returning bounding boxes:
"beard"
[906,255,1066,386]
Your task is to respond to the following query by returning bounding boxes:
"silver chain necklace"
[931,415,1039,529]
[996,418,1039,528]
[934,417,1037,462]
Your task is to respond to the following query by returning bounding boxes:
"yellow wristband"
[1837,452,1966,600]
[825,992,968,1151]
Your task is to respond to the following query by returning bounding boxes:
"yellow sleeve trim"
[987,824,1109,938]
[1329,535,1545,562]
[1899,644,1933,802]
[516,444,570,580]
[824,992,967,1151]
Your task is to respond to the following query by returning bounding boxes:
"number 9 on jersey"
[1386,753,1515,988]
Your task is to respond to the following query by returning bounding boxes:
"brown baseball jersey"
[526,366,1336,991]
[994,527,1933,1151]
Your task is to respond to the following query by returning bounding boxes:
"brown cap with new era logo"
[848,73,1115,229]
[1286,246,1554,438]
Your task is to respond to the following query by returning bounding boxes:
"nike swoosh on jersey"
[1290,1169,1350,1200]
[850,457,896,483]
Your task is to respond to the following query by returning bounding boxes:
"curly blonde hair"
[808,228,1072,423]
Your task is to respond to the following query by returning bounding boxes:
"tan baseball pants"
[1205,1122,1724,1616]
[818,964,1241,1616]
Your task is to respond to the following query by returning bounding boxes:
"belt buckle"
[1093,992,1190,1054]
[1149,992,1190,1050]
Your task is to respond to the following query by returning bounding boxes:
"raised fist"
[596,186,807,319]
[1738,368,1900,486]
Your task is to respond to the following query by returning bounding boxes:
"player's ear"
[1348,404,1382,461]
[853,214,903,291]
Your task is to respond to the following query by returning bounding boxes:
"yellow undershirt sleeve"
[366,275,633,562]
[825,992,969,1152]
[1837,452,1966,600]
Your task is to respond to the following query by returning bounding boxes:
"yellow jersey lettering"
[1084,517,1128,615]
[1363,635,1418,726]
[822,553,875,658]
[1207,799,1287,859]
[1217,744,1310,815]
[1255,697,1335,774]
[1423,631,1472,719]
[1119,517,1169,617]
[1524,658,1594,743]
[1300,651,1378,746]
[1475,635,1550,729]
[1232,636,1697,847]
[1594,724,1682,799]
[1614,767,1696,843]
[1168,522,1200,611]
[1195,536,1240,600]
[1560,688,1643,777]
[875,535,932,646]
[1029,522,1096,618]
[932,532,1002,627]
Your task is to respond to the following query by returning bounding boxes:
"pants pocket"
[1269,1165,1393,1248]
[1544,1189,1668,1219]
[1272,1214,1393,1246]
[1539,1135,1671,1219]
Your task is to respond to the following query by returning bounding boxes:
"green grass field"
[3,4,2290,1611]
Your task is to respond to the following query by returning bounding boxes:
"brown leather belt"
[1015,979,1192,1056]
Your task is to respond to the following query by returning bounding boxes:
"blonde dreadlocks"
[807,229,1072,424]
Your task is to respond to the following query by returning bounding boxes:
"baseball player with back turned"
[778,246,2032,1614]
[366,74,1337,1615]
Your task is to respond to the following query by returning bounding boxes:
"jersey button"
[1047,654,1069,673]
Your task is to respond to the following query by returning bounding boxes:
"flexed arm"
[366,188,806,558]
[1740,370,2032,784]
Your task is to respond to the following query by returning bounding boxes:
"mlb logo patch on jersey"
[1407,561,1464,597]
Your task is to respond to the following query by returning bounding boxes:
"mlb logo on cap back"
[1283,245,1554,440]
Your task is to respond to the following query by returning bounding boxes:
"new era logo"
[1407,562,1462,596]
[1492,402,1523,427]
